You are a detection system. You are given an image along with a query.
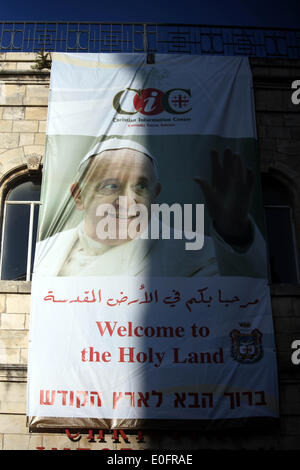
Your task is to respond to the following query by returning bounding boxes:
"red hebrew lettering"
[137,430,145,442]
[65,429,81,442]
[58,390,68,406]
[255,391,267,406]
[125,392,135,407]
[152,390,163,407]
[76,391,88,408]
[112,429,129,443]
[137,392,150,407]
[202,392,213,408]
[224,392,235,409]
[90,391,102,407]
[188,392,200,408]
[174,392,186,408]
[40,390,56,405]
[87,429,95,442]
[97,430,105,442]
[113,392,123,409]
[242,391,253,406]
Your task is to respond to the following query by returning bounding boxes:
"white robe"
[33,220,268,278]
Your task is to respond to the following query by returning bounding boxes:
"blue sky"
[1,0,300,28]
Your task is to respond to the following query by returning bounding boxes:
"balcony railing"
[0,22,299,58]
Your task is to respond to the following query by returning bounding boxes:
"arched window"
[262,173,299,284]
[0,174,41,281]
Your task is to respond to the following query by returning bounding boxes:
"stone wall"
[0,53,48,179]
[0,53,300,450]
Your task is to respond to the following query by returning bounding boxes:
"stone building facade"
[0,52,299,450]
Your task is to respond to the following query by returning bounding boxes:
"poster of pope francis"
[26,53,278,431]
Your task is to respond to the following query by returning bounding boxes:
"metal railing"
[0,22,299,58]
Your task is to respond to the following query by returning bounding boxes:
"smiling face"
[71,148,161,245]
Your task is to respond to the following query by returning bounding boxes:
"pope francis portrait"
[34,138,267,278]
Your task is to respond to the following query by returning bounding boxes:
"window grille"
[262,173,299,284]
[0,179,41,281]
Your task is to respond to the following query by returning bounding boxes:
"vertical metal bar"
[143,23,148,53]
[110,23,112,52]
[0,22,4,52]
[121,23,124,52]
[290,206,300,282]
[33,21,37,52]
[0,202,8,280]
[26,202,35,282]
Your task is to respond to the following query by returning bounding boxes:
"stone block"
[24,85,49,106]
[275,316,300,333]
[24,313,30,330]
[13,120,38,133]
[0,414,27,434]
[2,106,25,120]
[266,126,292,139]
[19,133,35,146]
[0,330,28,349]
[16,62,35,71]
[0,295,5,313]
[0,381,26,413]
[17,282,31,294]
[275,331,299,350]
[0,132,19,149]
[23,97,48,106]
[284,114,300,127]
[20,348,28,364]
[0,348,20,363]
[280,416,300,436]
[278,436,300,450]
[0,62,16,71]
[291,297,300,313]
[279,398,300,415]
[254,89,285,111]
[271,296,294,316]
[77,434,118,450]
[6,294,31,313]
[34,133,46,145]
[26,84,49,97]
[1,313,26,330]
[3,433,43,450]
[290,128,300,139]
[258,138,277,151]
[0,120,12,132]
[5,52,37,61]
[277,140,300,155]
[0,147,24,173]
[259,113,284,126]
[1,84,25,105]
[25,107,48,121]
[42,434,79,450]
[38,121,46,132]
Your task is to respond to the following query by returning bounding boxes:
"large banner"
[27,53,279,429]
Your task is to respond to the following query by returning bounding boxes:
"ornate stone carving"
[25,153,42,173]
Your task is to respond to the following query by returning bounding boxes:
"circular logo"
[165,89,191,114]
[133,88,164,115]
